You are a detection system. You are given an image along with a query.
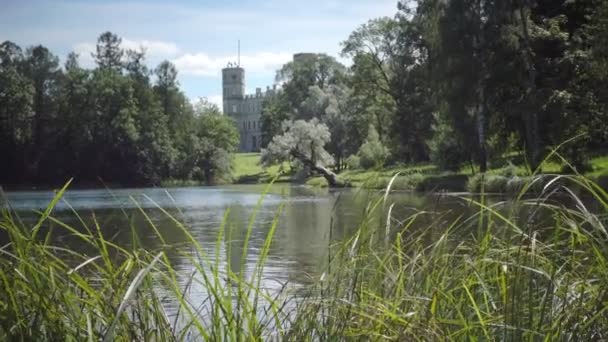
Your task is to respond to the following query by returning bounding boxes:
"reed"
[0,171,606,340]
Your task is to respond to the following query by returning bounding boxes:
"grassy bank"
[1,175,607,340]
[232,153,292,184]
[306,155,608,192]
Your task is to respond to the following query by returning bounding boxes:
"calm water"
[2,184,470,319]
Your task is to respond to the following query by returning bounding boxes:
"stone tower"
[221,55,309,152]
[222,65,245,115]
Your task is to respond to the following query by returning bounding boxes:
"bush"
[485,175,509,193]
[346,154,361,170]
[429,116,469,171]
[358,125,389,169]
[495,162,519,177]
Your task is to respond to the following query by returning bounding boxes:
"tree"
[125,48,149,84]
[276,53,346,120]
[260,92,290,147]
[154,60,191,139]
[192,97,221,116]
[0,41,34,183]
[93,31,124,71]
[0,34,243,186]
[23,45,62,181]
[304,84,361,171]
[181,99,239,184]
[24,45,60,144]
[261,119,345,187]
[342,16,435,163]
[358,125,389,169]
[55,52,92,180]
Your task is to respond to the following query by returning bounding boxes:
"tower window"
[253,121,256,129]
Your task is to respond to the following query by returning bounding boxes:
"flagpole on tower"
[238,40,240,67]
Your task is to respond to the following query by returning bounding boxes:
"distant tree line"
[261,0,608,174]
[0,32,238,186]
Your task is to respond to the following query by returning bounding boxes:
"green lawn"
[238,152,608,191]
[307,154,608,191]
[232,153,291,183]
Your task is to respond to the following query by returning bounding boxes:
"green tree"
[93,31,124,71]
[154,60,192,139]
[260,92,290,147]
[125,49,177,183]
[343,16,434,163]
[24,46,60,145]
[181,99,239,184]
[0,41,34,183]
[55,52,92,180]
[358,125,389,169]
[276,53,346,120]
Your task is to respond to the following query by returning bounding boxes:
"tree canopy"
[0,32,238,186]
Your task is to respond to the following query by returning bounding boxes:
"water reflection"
[2,184,477,317]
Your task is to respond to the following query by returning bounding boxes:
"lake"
[0,184,475,323]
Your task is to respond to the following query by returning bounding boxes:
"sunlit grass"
[232,153,291,183]
[588,155,608,178]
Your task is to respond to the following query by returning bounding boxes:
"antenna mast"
[238,40,240,67]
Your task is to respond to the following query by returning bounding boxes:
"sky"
[0,0,398,109]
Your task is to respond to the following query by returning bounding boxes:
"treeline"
[0,32,238,186]
[261,0,608,173]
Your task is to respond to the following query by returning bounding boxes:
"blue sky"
[0,0,398,108]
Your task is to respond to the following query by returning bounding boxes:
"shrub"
[485,175,509,193]
[467,173,484,193]
[346,154,361,170]
[429,116,469,171]
[358,125,389,169]
[495,162,519,177]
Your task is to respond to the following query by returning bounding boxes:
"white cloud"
[73,38,180,68]
[173,52,292,77]
[122,39,180,56]
[73,42,96,67]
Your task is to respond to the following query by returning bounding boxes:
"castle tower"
[222,65,245,115]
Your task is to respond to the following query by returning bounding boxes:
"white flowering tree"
[261,118,345,187]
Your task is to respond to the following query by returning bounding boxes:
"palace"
[222,53,314,152]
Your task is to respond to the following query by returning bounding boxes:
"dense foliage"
[0,32,238,186]
[262,0,608,173]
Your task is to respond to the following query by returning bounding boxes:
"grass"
[306,154,608,193]
[588,155,608,178]
[307,164,467,192]
[232,153,292,184]
[1,172,607,340]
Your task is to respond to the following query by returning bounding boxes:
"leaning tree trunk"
[290,150,346,187]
